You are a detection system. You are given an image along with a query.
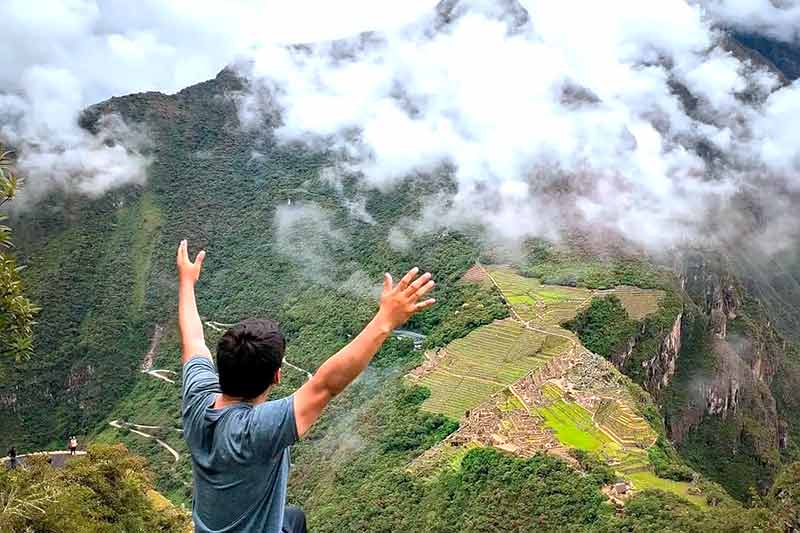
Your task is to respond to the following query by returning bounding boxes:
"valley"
[3,0,800,527]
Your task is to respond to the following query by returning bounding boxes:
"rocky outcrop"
[611,333,638,371]
[66,365,96,393]
[684,253,740,330]
[609,309,682,397]
[666,252,791,464]
[644,312,682,394]
[683,252,784,383]
[0,390,17,412]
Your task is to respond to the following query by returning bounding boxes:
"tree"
[768,461,800,531]
[0,444,190,532]
[0,148,39,361]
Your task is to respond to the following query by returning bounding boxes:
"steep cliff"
[568,246,799,499]
[644,311,682,395]
[663,252,798,498]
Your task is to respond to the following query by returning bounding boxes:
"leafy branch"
[0,147,39,361]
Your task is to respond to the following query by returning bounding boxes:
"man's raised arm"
[177,240,211,364]
[293,267,436,437]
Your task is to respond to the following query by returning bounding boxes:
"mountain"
[730,32,800,82]
[3,1,800,530]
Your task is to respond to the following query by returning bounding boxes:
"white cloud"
[2,0,798,256]
[751,81,800,180]
[237,0,799,252]
[699,0,800,43]
[274,202,379,295]
[0,0,437,202]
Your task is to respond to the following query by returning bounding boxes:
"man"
[177,240,436,533]
[68,436,77,455]
[7,446,16,469]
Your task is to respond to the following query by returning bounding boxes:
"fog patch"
[273,202,381,297]
[239,0,800,256]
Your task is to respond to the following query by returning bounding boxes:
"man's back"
[182,357,298,532]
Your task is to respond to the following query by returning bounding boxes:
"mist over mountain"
[2,1,800,530]
[3,0,800,254]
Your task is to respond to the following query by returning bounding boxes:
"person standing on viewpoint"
[176,239,436,533]
[7,446,16,469]
[68,436,78,455]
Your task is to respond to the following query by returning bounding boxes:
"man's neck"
[213,389,270,409]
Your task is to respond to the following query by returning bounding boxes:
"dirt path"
[109,420,180,462]
[114,319,314,464]
[112,323,183,462]
[1,450,87,468]
[141,324,165,372]
[143,368,178,384]
[205,319,314,380]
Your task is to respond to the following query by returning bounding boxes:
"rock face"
[604,248,794,494]
[666,252,790,458]
[645,312,682,394]
[730,32,800,81]
[611,311,682,396]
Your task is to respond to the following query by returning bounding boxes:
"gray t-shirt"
[182,357,298,532]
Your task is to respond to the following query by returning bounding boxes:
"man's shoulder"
[184,355,216,371]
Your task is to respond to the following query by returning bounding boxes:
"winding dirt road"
[109,420,181,462]
[111,321,314,463]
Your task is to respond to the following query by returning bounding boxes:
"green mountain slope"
[3,65,799,530]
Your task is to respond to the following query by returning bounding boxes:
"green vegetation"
[6,69,799,531]
[565,296,638,359]
[536,384,613,452]
[423,282,508,349]
[627,472,707,509]
[0,149,39,361]
[622,290,683,387]
[521,240,669,290]
[0,444,189,532]
[289,365,784,532]
[768,461,800,530]
[488,266,593,324]
[647,437,694,482]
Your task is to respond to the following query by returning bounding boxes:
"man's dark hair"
[217,318,285,400]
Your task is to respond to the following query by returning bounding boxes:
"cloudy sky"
[0,0,436,197]
[1,0,799,253]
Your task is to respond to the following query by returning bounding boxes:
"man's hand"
[294,267,436,437]
[177,240,205,285]
[375,267,436,331]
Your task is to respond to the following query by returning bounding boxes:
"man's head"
[217,318,285,401]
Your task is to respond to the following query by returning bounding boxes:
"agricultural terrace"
[535,383,616,453]
[531,375,704,506]
[415,263,700,505]
[627,471,708,509]
[594,399,657,448]
[486,266,663,324]
[487,267,594,325]
[460,264,489,284]
[595,286,665,320]
[415,319,568,419]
